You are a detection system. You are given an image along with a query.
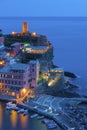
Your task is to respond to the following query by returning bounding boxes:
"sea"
[0,17,87,130]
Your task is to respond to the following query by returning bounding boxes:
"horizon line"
[0,16,87,18]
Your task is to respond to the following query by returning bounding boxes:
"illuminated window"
[0,83,3,88]
[12,75,14,78]
[12,92,15,96]
[16,94,19,99]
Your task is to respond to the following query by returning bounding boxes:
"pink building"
[0,37,4,45]
[0,60,39,98]
[6,42,21,57]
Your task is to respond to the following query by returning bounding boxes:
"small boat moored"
[17,109,25,114]
[42,118,57,129]
[23,110,28,116]
[37,115,44,120]
[30,114,38,118]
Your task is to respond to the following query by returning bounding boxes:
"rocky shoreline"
[64,71,77,78]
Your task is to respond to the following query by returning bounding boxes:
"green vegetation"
[37,75,43,84]
[0,34,3,37]
[4,35,32,46]
[24,43,31,47]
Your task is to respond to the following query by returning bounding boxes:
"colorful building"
[6,42,21,57]
[22,22,28,33]
[0,37,4,45]
[0,60,39,98]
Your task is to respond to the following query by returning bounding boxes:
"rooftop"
[11,42,21,47]
[26,45,47,50]
[0,62,28,73]
[29,60,39,64]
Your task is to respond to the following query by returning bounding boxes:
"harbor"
[2,94,86,130]
[5,101,60,129]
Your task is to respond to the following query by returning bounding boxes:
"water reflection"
[10,110,18,128]
[20,114,28,128]
[0,104,3,128]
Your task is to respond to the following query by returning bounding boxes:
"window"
[11,81,14,84]
[2,79,4,82]
[5,80,7,83]
[24,81,26,84]
[19,81,21,85]
[15,81,17,85]
[32,64,35,67]
[32,69,34,72]
[12,75,14,78]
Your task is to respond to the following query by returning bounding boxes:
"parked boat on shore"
[17,109,25,113]
[30,114,38,118]
[6,102,19,111]
[37,115,44,120]
[23,110,28,116]
[6,102,13,106]
[42,118,57,129]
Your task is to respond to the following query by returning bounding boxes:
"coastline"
[0,18,87,130]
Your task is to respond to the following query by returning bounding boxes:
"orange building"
[22,22,28,33]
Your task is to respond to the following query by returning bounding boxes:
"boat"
[13,106,19,111]
[17,109,25,114]
[6,102,12,106]
[37,115,44,120]
[6,102,16,107]
[23,110,28,116]
[42,118,57,129]
[30,114,38,118]
[42,118,50,124]
[6,103,19,111]
[6,106,13,110]
[48,123,57,129]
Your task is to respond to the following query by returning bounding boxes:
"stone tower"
[22,22,28,33]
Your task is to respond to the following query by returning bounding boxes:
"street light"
[22,88,26,94]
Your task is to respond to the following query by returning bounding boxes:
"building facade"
[0,37,4,45]
[0,60,39,98]
[22,22,28,33]
[6,42,21,57]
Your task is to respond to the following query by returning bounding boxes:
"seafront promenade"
[0,93,87,130]
[17,94,83,130]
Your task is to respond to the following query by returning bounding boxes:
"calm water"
[0,102,50,130]
[0,17,87,130]
[0,102,61,130]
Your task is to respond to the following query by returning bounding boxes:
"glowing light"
[16,94,19,99]
[7,53,10,56]
[31,32,37,36]
[20,114,28,128]
[12,32,16,35]
[49,107,52,110]
[7,52,15,57]
[48,81,53,86]
[0,104,2,128]
[21,88,27,96]
[10,111,18,128]
[0,60,4,65]
[12,92,15,96]
[0,83,3,88]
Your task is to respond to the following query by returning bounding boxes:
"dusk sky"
[0,0,87,17]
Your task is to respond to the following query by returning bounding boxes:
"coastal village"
[0,23,87,130]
